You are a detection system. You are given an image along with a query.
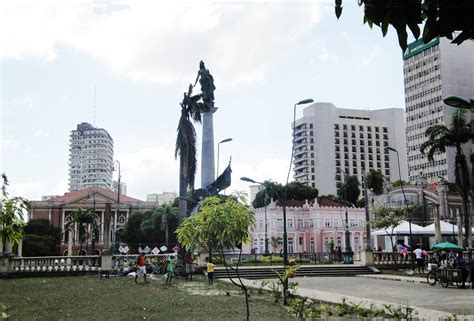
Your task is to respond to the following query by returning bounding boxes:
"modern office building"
[146,192,177,205]
[293,103,407,196]
[68,122,114,192]
[403,37,474,184]
[112,180,127,196]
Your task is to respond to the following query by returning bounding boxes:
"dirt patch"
[180,282,242,297]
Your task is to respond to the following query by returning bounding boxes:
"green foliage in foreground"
[0,276,295,321]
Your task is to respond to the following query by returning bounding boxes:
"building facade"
[293,103,407,196]
[68,122,114,192]
[403,37,474,184]
[28,187,156,255]
[146,192,178,205]
[245,199,368,255]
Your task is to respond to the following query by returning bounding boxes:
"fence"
[216,252,359,266]
[373,251,473,269]
[10,255,101,273]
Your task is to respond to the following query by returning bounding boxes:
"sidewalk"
[357,273,429,284]
[220,277,474,320]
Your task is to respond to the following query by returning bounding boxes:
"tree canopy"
[23,218,62,256]
[337,175,361,205]
[1,174,27,246]
[367,170,385,195]
[252,181,318,208]
[335,0,474,51]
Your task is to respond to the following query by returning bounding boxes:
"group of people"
[134,252,175,285]
[134,251,215,286]
[392,241,428,274]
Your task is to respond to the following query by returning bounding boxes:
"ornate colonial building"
[28,187,156,255]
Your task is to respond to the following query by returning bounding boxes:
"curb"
[357,274,429,284]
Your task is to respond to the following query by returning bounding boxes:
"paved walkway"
[222,276,474,320]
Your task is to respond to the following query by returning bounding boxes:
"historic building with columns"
[27,186,156,255]
[245,198,368,255]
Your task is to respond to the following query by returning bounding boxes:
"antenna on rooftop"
[93,85,97,126]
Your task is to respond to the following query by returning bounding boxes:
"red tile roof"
[50,186,142,203]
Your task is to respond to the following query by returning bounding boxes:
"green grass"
[0,275,296,320]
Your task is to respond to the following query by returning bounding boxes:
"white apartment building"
[403,37,473,184]
[293,103,407,196]
[146,192,177,205]
[112,180,127,196]
[68,122,114,192]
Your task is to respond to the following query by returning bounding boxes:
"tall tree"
[335,0,474,51]
[367,170,385,195]
[337,175,361,205]
[23,218,62,256]
[177,194,255,321]
[420,110,473,246]
[154,204,179,247]
[175,84,209,221]
[0,174,27,247]
[65,207,95,254]
[252,181,318,208]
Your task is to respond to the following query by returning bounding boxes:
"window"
[310,238,315,253]
[325,218,331,227]
[288,237,294,253]
[287,219,293,229]
[298,219,303,229]
[277,218,283,229]
[309,219,314,228]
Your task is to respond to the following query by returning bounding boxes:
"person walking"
[165,257,174,285]
[207,259,215,285]
[413,245,425,274]
[135,252,148,284]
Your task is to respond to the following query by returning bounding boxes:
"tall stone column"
[201,107,217,189]
[101,203,113,270]
[17,239,23,257]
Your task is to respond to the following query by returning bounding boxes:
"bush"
[22,234,58,256]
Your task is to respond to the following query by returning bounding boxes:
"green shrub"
[22,234,58,256]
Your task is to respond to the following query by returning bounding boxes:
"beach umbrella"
[431,242,464,251]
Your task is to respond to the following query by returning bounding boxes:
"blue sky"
[1,0,408,200]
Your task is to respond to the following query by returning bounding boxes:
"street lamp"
[113,160,121,253]
[241,177,274,257]
[217,138,233,177]
[438,176,455,242]
[336,169,354,264]
[282,98,314,304]
[87,190,97,255]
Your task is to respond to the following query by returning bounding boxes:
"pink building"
[245,198,368,255]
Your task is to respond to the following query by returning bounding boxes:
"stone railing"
[10,255,101,273]
[373,251,473,268]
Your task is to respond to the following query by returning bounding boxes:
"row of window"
[409,169,447,181]
[404,74,441,93]
[404,53,439,73]
[406,116,443,132]
[406,96,443,112]
[335,138,387,148]
[334,124,387,133]
[405,85,442,103]
[407,106,443,122]
[404,64,440,84]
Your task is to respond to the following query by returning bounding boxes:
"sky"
[1,0,408,201]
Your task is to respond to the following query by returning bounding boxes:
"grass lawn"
[0,274,296,320]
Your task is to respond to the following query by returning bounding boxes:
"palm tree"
[154,204,179,247]
[367,170,385,195]
[420,110,473,246]
[175,84,209,221]
[65,207,95,254]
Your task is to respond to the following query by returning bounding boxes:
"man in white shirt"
[413,245,424,274]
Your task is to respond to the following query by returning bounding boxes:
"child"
[165,257,174,285]
[207,259,215,285]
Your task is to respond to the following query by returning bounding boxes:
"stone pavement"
[222,276,474,320]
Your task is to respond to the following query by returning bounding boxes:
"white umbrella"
[372,220,426,236]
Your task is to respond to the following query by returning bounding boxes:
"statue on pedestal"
[194,60,216,107]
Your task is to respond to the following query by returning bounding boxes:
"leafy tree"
[0,174,27,247]
[177,193,255,321]
[252,181,318,208]
[23,218,61,256]
[335,0,474,51]
[65,207,95,254]
[122,210,154,246]
[367,170,384,195]
[337,175,361,205]
[392,179,408,188]
[420,110,473,246]
[175,84,210,221]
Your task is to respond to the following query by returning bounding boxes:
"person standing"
[185,250,194,281]
[207,259,215,285]
[165,257,174,285]
[135,252,148,284]
[413,245,425,274]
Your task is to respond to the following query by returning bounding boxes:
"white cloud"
[9,176,67,200]
[9,97,33,108]
[360,45,381,66]
[34,129,49,137]
[0,0,325,86]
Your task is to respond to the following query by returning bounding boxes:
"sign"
[143,246,151,254]
[160,245,168,252]
[151,247,160,255]
[122,246,129,254]
[403,37,439,60]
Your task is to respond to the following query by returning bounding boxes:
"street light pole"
[264,192,269,255]
[88,190,97,255]
[113,160,121,253]
[216,138,233,177]
[337,169,354,264]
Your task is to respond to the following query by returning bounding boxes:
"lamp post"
[216,138,232,177]
[87,190,97,255]
[443,95,473,248]
[283,97,314,304]
[336,169,354,264]
[113,160,121,253]
[241,177,276,257]
[438,176,455,242]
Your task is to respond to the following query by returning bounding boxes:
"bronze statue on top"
[194,60,216,107]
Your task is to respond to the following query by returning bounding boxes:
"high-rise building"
[112,180,127,196]
[68,122,114,192]
[293,103,407,196]
[146,192,177,205]
[403,37,473,184]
